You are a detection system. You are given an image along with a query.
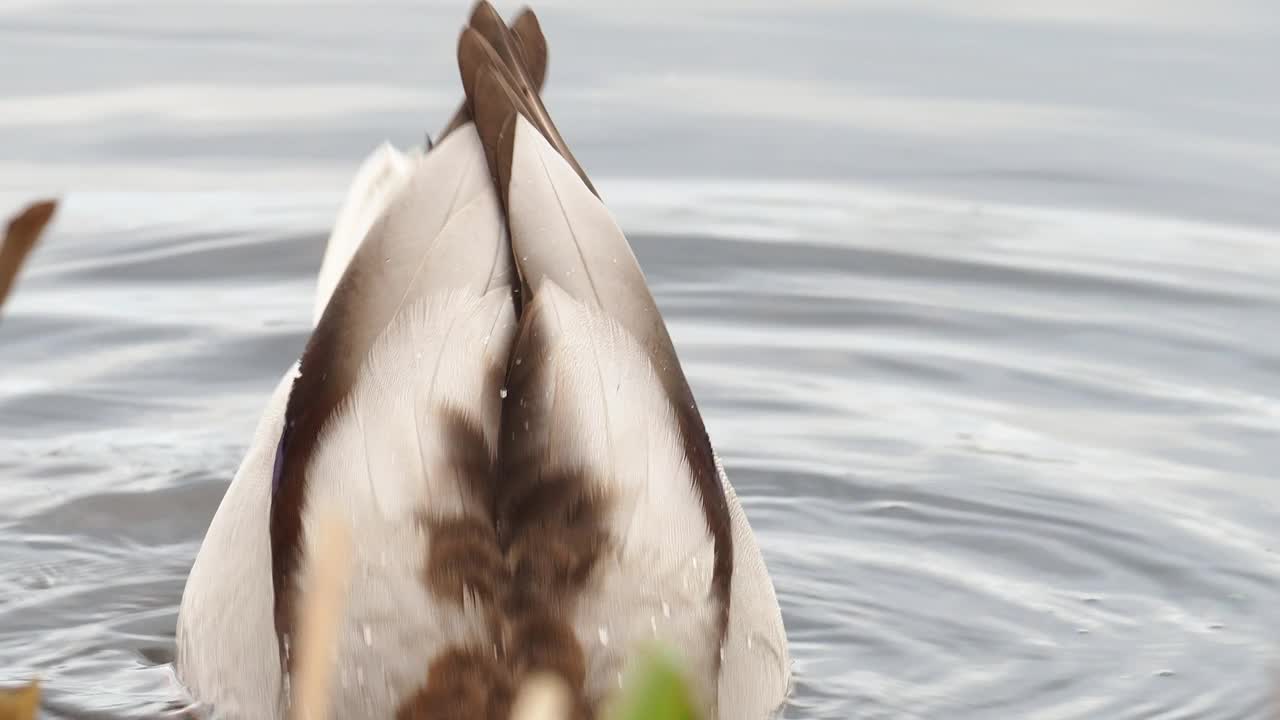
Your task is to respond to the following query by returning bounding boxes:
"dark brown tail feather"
[462,39,525,192]
[511,8,548,89]
[438,4,548,141]
[458,4,598,199]
[0,200,57,314]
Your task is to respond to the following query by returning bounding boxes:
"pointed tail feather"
[458,6,597,197]
[438,4,549,143]
[510,7,549,88]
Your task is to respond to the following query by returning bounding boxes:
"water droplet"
[515,357,523,366]
[616,672,624,688]
[499,387,508,399]
[598,626,609,646]
[719,646,725,662]
[662,601,671,618]
[747,635,753,649]
[362,624,373,646]
[650,616,657,635]
[1076,628,1090,635]
[1154,669,1175,678]
[1208,623,1224,630]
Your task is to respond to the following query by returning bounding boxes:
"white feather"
[178,123,515,718]
[335,125,512,330]
[505,117,662,353]
[314,142,421,325]
[717,457,792,719]
[504,114,791,718]
[298,288,515,718]
[516,283,720,713]
[176,367,291,718]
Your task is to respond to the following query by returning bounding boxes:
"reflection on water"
[1,1,1279,718]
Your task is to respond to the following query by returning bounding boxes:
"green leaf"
[610,649,703,720]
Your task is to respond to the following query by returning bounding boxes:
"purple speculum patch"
[271,425,288,495]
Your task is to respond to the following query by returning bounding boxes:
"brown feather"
[457,5,597,198]
[438,4,548,142]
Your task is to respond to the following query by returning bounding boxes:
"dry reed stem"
[289,511,353,720]
[0,679,40,720]
[510,673,572,720]
[279,514,575,720]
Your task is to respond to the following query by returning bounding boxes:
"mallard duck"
[176,5,789,718]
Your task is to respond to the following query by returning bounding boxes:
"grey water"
[1,1,1279,718]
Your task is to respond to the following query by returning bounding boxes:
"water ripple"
[1,186,1278,719]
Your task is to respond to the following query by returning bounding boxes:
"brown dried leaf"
[0,199,58,313]
[0,679,40,720]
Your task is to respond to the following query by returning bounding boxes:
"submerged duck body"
[176,5,789,718]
